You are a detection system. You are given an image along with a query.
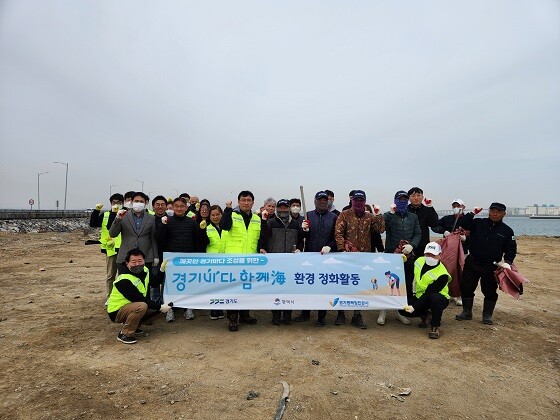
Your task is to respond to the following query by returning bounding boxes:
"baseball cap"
[424,242,442,256]
[452,199,465,206]
[394,190,409,199]
[352,190,366,200]
[489,202,506,212]
[276,199,290,208]
[315,191,328,200]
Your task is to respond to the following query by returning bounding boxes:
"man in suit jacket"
[109,192,159,273]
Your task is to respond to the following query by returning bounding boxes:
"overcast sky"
[1,1,559,211]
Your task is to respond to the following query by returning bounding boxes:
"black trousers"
[460,256,499,302]
[408,293,449,327]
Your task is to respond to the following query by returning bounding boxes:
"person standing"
[289,198,303,222]
[324,189,340,215]
[455,203,516,325]
[334,190,385,329]
[89,193,123,301]
[220,191,265,331]
[407,187,439,257]
[150,195,168,304]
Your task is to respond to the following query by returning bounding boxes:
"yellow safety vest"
[206,224,228,253]
[413,257,451,299]
[100,212,122,256]
[107,267,150,313]
[224,212,261,254]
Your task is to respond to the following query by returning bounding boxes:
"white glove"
[389,204,396,214]
[373,205,381,215]
[106,238,115,248]
[161,216,168,224]
[423,198,433,207]
[472,207,483,215]
[443,231,451,237]
[402,244,413,255]
[225,200,232,208]
[293,249,301,253]
[153,258,160,267]
[261,210,268,220]
[116,209,127,219]
[460,234,467,242]
[302,220,310,231]
[498,262,511,270]
[159,303,171,314]
[404,305,415,313]
[95,203,103,211]
[321,246,331,255]
[160,259,169,272]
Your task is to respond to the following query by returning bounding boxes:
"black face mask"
[277,211,290,222]
[129,265,145,274]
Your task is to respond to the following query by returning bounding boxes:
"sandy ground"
[0,232,558,420]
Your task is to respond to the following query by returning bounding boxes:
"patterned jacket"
[335,208,385,252]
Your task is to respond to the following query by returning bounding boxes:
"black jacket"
[263,217,304,253]
[303,210,338,252]
[407,204,439,255]
[156,215,203,253]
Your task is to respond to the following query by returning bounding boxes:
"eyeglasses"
[239,198,253,203]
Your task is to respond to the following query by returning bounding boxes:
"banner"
[163,252,407,310]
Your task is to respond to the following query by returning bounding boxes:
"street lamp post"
[37,171,48,210]
[134,179,145,192]
[110,184,118,197]
[54,161,69,212]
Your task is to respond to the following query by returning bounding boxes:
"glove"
[195,202,200,211]
[404,305,415,313]
[200,220,207,229]
[498,262,511,270]
[293,249,301,253]
[153,258,160,267]
[106,238,114,248]
[225,200,232,208]
[472,207,483,215]
[402,244,413,255]
[460,234,467,242]
[443,231,451,237]
[159,303,171,314]
[161,216,168,224]
[95,203,103,211]
[320,246,331,255]
[160,259,169,272]
[111,205,119,212]
[373,205,381,215]
[302,220,310,231]
[423,198,433,207]
[389,204,396,214]
[261,210,268,220]
[116,209,127,219]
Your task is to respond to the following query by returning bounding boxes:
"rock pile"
[0,218,96,234]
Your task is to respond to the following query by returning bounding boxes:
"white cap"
[424,242,442,256]
[452,198,465,206]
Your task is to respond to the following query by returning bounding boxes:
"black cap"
[276,199,290,208]
[394,190,409,199]
[489,202,506,212]
[352,190,366,200]
[315,191,328,200]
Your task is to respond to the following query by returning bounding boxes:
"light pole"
[174,189,179,197]
[54,161,69,211]
[134,179,145,192]
[110,184,118,197]
[37,172,48,210]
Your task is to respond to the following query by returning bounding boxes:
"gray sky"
[1,0,559,210]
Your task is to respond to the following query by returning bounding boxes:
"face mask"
[395,200,408,214]
[132,202,145,212]
[291,206,301,214]
[130,264,145,274]
[327,199,334,207]
[165,209,174,217]
[425,257,439,266]
[453,207,463,215]
[351,200,366,215]
[277,211,290,222]
[124,200,132,209]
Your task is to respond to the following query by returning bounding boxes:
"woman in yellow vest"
[403,242,451,339]
[201,204,228,320]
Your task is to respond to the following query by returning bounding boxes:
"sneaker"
[217,310,225,319]
[272,315,281,325]
[395,311,411,325]
[165,308,175,322]
[117,332,137,344]
[351,314,367,329]
[418,317,429,328]
[376,310,386,326]
[134,328,144,335]
[228,321,238,332]
[428,326,442,339]
[455,297,463,306]
[316,318,326,327]
[334,313,346,326]
[239,315,257,325]
[185,308,195,320]
[210,310,220,320]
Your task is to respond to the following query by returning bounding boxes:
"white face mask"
[165,209,174,217]
[425,256,439,266]
[291,206,301,214]
[124,200,133,209]
[132,202,145,212]
[452,207,463,215]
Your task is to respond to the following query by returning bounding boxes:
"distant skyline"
[1,1,559,210]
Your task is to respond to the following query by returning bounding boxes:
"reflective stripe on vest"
[224,212,261,254]
[107,267,150,313]
[206,224,228,253]
[413,257,451,299]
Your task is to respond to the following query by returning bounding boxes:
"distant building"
[525,205,560,216]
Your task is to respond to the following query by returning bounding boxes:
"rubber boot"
[455,298,473,321]
[482,299,497,325]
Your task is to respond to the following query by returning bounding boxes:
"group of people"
[90,187,516,344]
